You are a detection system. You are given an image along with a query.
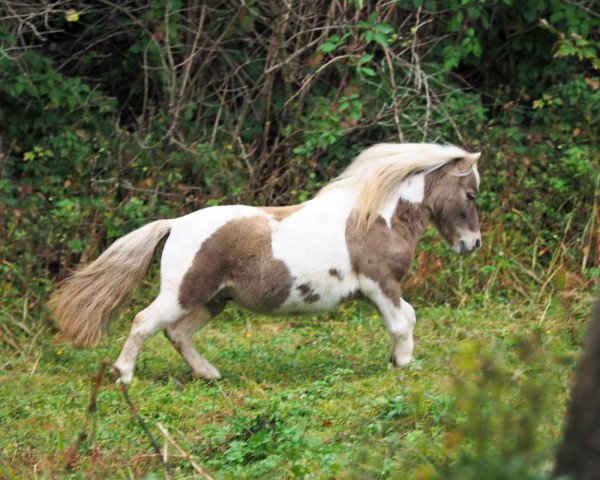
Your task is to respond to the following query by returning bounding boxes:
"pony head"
[425,153,482,254]
[319,142,483,254]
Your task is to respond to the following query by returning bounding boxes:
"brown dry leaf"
[139,178,154,189]
[63,443,80,470]
[308,52,323,68]
[445,429,462,448]
[584,77,600,89]
[75,129,88,140]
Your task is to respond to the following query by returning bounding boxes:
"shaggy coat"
[49,143,482,383]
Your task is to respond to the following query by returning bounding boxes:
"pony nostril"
[475,239,482,249]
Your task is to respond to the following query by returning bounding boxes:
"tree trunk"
[555,297,600,479]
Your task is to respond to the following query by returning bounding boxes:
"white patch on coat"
[380,173,425,227]
[270,188,360,313]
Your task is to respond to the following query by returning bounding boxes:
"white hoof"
[192,363,221,380]
[112,364,133,384]
[390,354,413,368]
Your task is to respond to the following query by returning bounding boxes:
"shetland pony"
[49,143,482,383]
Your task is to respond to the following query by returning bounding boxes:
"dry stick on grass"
[64,360,107,469]
[580,175,598,274]
[115,372,173,478]
[157,423,215,480]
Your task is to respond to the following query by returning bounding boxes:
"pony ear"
[464,152,481,166]
[453,152,480,171]
[450,152,480,171]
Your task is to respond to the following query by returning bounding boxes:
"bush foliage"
[1,1,598,289]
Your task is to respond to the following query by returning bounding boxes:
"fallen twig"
[157,423,215,480]
[115,369,173,478]
[64,360,107,469]
[88,361,107,417]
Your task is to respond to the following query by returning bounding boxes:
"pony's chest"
[346,218,417,283]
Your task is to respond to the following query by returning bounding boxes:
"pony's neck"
[381,172,434,254]
[390,199,430,242]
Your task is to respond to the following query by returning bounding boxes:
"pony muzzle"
[454,230,482,254]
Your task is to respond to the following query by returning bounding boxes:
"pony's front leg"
[386,298,416,367]
[362,279,415,366]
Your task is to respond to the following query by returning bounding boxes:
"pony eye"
[466,192,476,201]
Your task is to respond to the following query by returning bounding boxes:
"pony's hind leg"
[112,293,185,384]
[164,303,224,380]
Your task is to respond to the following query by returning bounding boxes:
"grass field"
[0,292,593,479]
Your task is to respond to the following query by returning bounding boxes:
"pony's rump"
[48,220,171,348]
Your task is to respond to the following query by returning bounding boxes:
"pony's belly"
[272,272,360,315]
[225,270,359,316]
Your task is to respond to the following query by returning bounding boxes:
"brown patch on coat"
[341,289,363,303]
[259,204,304,221]
[329,268,343,280]
[178,216,293,312]
[206,300,227,318]
[297,283,320,303]
[305,293,320,303]
[346,202,429,306]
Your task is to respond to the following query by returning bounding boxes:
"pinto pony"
[49,143,482,384]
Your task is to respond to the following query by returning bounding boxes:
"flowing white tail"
[48,220,171,347]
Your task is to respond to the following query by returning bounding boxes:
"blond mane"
[319,143,480,229]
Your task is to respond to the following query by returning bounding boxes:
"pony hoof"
[389,355,413,368]
[111,365,133,384]
[110,365,121,379]
[192,366,222,381]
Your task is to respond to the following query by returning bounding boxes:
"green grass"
[0,294,592,479]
